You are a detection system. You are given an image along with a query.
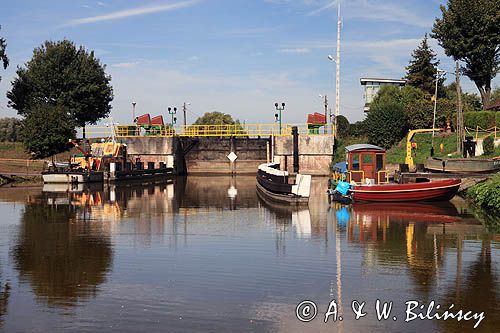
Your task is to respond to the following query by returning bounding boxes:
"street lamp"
[168,107,177,127]
[319,94,329,134]
[182,102,191,128]
[431,68,447,154]
[132,101,137,122]
[274,102,285,134]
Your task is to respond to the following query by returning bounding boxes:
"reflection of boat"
[256,163,310,205]
[352,179,461,202]
[425,157,500,173]
[352,202,463,223]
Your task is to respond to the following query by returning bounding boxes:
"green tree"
[365,95,408,149]
[0,117,23,142]
[405,34,443,96]
[432,0,500,108]
[335,115,350,138]
[483,135,494,155]
[490,86,500,105]
[193,111,239,125]
[0,25,8,81]
[443,83,482,112]
[22,103,75,158]
[7,40,113,132]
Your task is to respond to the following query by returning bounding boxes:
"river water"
[0,176,498,333]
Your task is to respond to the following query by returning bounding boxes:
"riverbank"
[466,173,500,230]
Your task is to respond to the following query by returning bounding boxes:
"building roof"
[345,144,385,152]
[360,78,406,85]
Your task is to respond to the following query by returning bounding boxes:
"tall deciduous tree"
[22,103,75,158]
[0,25,9,81]
[405,34,443,96]
[7,40,113,129]
[193,111,239,125]
[432,0,500,109]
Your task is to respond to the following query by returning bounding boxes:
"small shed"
[345,144,387,184]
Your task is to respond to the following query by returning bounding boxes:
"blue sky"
[0,0,498,125]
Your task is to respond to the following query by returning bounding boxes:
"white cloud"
[111,62,139,68]
[278,48,310,54]
[65,0,200,26]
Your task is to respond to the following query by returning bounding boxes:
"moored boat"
[425,156,500,173]
[329,144,461,203]
[351,178,461,202]
[256,163,311,205]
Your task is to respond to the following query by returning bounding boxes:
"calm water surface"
[0,176,498,332]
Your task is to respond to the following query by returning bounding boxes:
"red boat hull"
[352,179,461,202]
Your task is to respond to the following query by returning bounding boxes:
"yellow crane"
[405,128,441,170]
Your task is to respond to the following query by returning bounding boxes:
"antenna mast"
[334,1,341,139]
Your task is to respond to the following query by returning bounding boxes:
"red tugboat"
[329,144,460,203]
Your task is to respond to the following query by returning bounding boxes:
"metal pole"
[183,102,187,128]
[279,108,282,135]
[324,95,328,134]
[432,68,440,150]
[455,61,463,154]
[132,102,136,122]
[334,1,341,139]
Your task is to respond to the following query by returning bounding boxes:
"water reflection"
[0,177,497,332]
[12,199,113,307]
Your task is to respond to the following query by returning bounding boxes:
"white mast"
[335,1,341,139]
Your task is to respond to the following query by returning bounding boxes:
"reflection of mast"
[336,219,343,332]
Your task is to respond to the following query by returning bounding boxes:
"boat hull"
[256,181,308,206]
[352,179,461,202]
[425,157,500,173]
[42,171,104,184]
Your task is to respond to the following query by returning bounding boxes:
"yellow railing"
[377,170,389,184]
[347,170,364,184]
[464,126,498,140]
[83,123,335,138]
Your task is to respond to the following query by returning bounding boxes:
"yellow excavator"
[404,128,441,170]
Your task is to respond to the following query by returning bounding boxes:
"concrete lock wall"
[274,135,334,176]
[121,137,174,168]
[185,137,268,174]
[120,135,333,175]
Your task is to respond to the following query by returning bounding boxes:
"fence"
[84,123,335,139]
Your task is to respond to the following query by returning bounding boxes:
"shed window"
[376,154,384,171]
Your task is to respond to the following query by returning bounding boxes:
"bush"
[464,111,496,129]
[483,135,494,155]
[365,99,408,149]
[496,112,500,127]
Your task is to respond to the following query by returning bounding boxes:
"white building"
[360,78,406,112]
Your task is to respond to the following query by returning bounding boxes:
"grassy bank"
[467,173,500,232]
[467,174,500,212]
[386,133,458,164]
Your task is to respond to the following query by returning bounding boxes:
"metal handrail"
[83,123,336,138]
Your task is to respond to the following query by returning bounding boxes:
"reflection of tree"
[439,240,498,332]
[0,282,9,327]
[11,203,112,307]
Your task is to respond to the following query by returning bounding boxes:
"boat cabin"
[345,144,387,184]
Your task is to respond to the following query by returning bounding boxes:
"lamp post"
[274,102,285,134]
[168,107,177,127]
[431,68,447,154]
[182,102,191,128]
[319,94,329,134]
[132,101,136,122]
